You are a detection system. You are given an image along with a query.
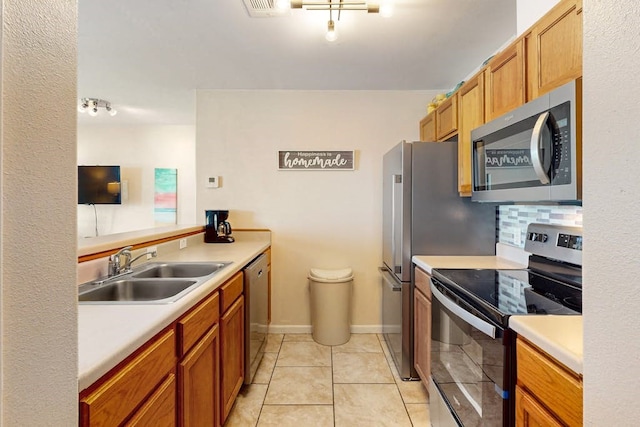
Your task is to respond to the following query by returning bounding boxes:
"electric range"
[428,223,582,427]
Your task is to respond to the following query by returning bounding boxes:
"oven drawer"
[516,338,583,426]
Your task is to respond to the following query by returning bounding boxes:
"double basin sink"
[78,261,232,304]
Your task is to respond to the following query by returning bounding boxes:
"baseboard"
[267,324,384,334]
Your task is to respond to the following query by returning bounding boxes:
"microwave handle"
[530,111,551,185]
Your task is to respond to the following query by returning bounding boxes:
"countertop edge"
[509,315,583,375]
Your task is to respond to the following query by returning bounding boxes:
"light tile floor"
[224,333,430,426]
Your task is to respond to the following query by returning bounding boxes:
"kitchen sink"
[78,261,233,304]
[79,279,197,303]
[132,262,231,279]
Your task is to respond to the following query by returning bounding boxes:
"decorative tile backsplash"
[498,205,583,248]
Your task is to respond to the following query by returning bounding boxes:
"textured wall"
[583,0,640,423]
[1,1,78,424]
[195,90,435,331]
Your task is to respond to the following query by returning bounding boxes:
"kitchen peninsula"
[78,226,270,425]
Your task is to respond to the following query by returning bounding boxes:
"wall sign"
[485,149,532,168]
[278,151,354,170]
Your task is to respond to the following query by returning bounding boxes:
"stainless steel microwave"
[471,79,581,203]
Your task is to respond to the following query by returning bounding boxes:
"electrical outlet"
[147,246,158,259]
[179,238,187,249]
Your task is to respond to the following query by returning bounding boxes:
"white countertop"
[510,315,583,374]
[412,255,526,274]
[78,225,203,257]
[78,231,270,391]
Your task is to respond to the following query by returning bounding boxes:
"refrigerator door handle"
[391,174,403,275]
[379,267,402,292]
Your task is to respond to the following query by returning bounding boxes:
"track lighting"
[78,98,117,117]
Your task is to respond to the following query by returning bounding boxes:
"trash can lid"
[309,267,353,281]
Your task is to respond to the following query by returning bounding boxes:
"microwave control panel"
[551,101,572,184]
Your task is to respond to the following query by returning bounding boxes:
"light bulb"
[275,0,290,10]
[88,106,98,117]
[108,108,117,117]
[325,20,338,42]
[379,3,393,17]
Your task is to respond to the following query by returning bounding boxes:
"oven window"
[431,297,507,427]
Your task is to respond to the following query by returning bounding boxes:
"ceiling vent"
[242,0,288,17]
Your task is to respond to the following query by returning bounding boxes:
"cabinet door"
[125,373,176,427]
[457,74,485,196]
[220,296,245,424]
[515,385,563,427]
[485,38,525,121]
[436,94,458,141]
[419,113,436,141]
[179,325,220,427]
[527,0,583,100]
[414,288,431,389]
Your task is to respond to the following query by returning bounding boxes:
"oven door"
[430,280,511,427]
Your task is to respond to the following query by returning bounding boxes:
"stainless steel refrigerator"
[380,140,497,380]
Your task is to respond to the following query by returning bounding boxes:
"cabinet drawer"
[124,373,176,427]
[178,291,220,357]
[516,338,582,426]
[414,266,431,299]
[220,272,243,313]
[80,329,176,427]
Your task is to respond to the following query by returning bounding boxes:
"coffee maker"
[204,210,235,243]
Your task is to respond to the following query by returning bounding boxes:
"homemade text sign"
[485,149,533,168]
[278,151,354,170]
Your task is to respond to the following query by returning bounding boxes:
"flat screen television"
[78,165,121,204]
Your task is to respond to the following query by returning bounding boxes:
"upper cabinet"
[485,38,526,121]
[417,0,582,197]
[419,113,436,141]
[457,73,485,196]
[526,0,583,100]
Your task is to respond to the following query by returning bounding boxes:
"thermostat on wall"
[206,176,220,188]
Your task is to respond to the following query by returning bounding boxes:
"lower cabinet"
[413,266,432,390]
[79,329,177,426]
[515,337,583,426]
[179,325,220,427]
[220,295,245,423]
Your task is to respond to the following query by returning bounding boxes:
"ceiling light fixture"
[290,0,391,42]
[78,98,117,117]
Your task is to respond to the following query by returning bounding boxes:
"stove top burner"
[431,264,582,327]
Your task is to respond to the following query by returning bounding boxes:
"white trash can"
[308,267,353,346]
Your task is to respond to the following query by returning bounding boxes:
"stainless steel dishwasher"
[243,253,269,384]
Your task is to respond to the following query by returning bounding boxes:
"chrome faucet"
[107,246,157,277]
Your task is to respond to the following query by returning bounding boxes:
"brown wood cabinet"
[125,373,176,427]
[79,329,177,426]
[220,295,245,423]
[526,0,583,100]
[179,325,220,427]
[456,73,485,196]
[515,337,583,427]
[436,94,458,141]
[485,38,526,121]
[419,113,436,141]
[413,266,431,391]
[177,291,221,427]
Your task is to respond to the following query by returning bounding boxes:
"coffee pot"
[204,210,235,243]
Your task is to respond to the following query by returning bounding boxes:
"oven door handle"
[430,282,496,339]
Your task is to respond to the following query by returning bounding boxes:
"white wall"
[196,90,434,331]
[0,1,78,424]
[583,0,640,423]
[77,125,197,237]
[516,0,560,35]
